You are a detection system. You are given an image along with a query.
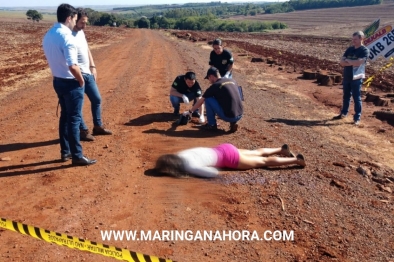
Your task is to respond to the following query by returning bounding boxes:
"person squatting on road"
[170,71,205,123]
[209,38,234,78]
[155,143,306,178]
[183,67,243,132]
[334,31,370,126]
[42,4,96,166]
[72,8,112,142]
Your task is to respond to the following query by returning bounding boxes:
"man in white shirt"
[72,8,112,142]
[42,4,96,166]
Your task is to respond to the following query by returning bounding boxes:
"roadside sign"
[361,18,394,61]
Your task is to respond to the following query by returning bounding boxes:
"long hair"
[155,154,189,178]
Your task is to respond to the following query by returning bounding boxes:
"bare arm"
[170,87,184,97]
[88,48,97,81]
[345,58,365,67]
[189,97,205,113]
[339,57,350,67]
[69,64,85,87]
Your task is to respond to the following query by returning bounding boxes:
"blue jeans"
[80,74,102,130]
[205,97,242,125]
[170,94,199,113]
[53,78,84,159]
[341,79,363,121]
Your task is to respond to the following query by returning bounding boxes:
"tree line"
[136,15,287,32]
[265,0,383,14]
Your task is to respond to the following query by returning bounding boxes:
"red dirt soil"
[0,22,394,262]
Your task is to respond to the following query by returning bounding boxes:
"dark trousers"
[53,78,84,159]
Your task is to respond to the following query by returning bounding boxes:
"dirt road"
[0,28,393,262]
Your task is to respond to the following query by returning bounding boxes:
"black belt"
[53,77,77,82]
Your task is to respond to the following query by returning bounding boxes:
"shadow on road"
[143,125,229,138]
[0,159,74,178]
[266,118,344,127]
[125,113,177,126]
[0,139,58,153]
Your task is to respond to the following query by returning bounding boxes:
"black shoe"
[332,114,346,120]
[192,111,200,118]
[80,129,95,141]
[72,156,97,166]
[93,126,112,135]
[61,153,72,162]
[281,144,294,157]
[173,109,180,116]
[229,122,238,133]
[201,123,218,131]
[296,154,306,167]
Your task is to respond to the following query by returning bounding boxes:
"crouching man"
[183,67,243,133]
[170,71,205,123]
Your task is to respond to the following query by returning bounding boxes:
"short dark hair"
[353,31,365,39]
[76,8,88,22]
[204,67,220,79]
[57,3,77,23]
[184,72,196,80]
[155,154,188,178]
[212,38,222,46]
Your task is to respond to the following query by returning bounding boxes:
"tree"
[26,9,42,22]
[137,17,150,28]
[32,13,43,22]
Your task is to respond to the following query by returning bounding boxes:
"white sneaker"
[198,116,205,124]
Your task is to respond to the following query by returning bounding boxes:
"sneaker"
[281,144,295,157]
[296,154,306,167]
[354,120,360,126]
[80,129,95,141]
[229,122,238,133]
[198,115,206,124]
[192,111,201,118]
[93,126,112,135]
[332,114,346,120]
[201,123,218,131]
[61,153,72,162]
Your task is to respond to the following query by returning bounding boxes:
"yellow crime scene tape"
[0,218,174,262]
[364,56,394,89]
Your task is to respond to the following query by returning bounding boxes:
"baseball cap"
[184,71,196,80]
[212,39,222,46]
[204,67,219,79]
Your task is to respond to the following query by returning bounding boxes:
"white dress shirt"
[43,23,78,79]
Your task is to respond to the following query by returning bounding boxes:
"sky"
[0,0,287,8]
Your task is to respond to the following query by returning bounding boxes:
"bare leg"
[238,144,291,157]
[237,153,306,169]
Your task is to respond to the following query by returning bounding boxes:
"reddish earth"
[0,20,394,262]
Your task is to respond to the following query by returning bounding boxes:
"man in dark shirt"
[170,72,205,123]
[334,31,369,126]
[184,67,243,132]
[209,39,234,78]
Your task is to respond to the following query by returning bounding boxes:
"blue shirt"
[43,23,78,79]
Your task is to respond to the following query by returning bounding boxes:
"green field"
[0,11,56,22]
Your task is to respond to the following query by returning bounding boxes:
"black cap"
[204,67,220,79]
[212,38,222,46]
[184,71,196,80]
